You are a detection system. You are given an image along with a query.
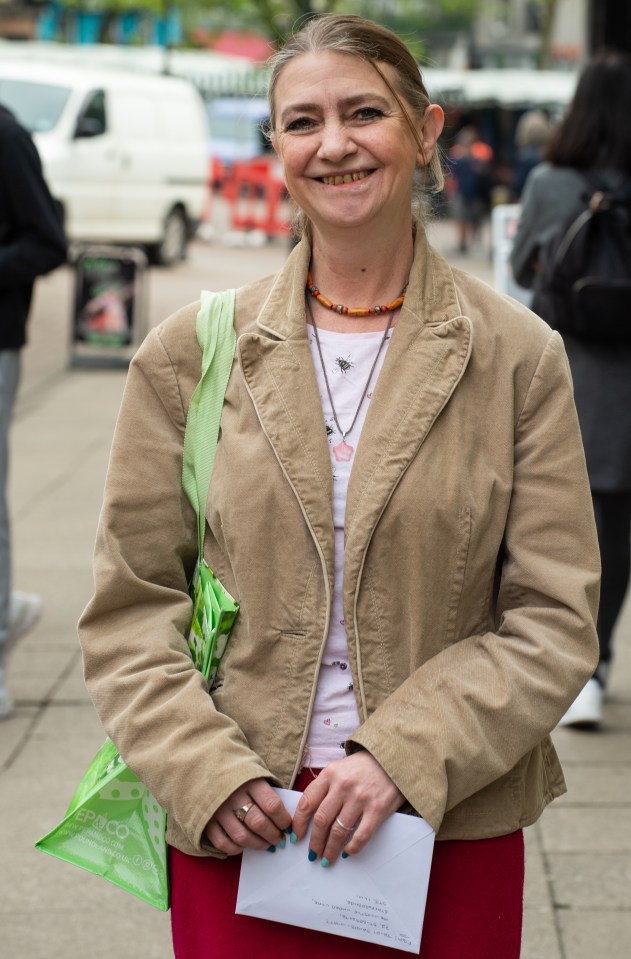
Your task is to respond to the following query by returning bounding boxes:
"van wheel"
[153,208,188,266]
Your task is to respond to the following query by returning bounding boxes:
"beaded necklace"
[306,271,408,317]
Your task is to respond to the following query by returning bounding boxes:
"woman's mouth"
[320,170,373,185]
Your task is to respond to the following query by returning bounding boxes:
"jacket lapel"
[344,233,473,582]
[237,243,335,586]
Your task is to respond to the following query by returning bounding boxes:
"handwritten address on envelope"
[314,891,414,950]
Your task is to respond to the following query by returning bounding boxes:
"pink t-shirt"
[304,323,392,768]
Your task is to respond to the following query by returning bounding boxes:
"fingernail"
[290,832,298,844]
[341,851,350,859]
[308,849,317,862]
[278,837,286,849]
[266,845,276,853]
[321,857,330,868]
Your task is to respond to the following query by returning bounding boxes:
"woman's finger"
[204,819,246,856]
[216,806,278,851]
[308,800,363,865]
[248,779,293,834]
[290,773,331,841]
[213,779,292,851]
[324,811,377,862]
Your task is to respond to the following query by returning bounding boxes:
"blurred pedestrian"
[511,51,631,728]
[0,103,67,718]
[79,15,598,958]
[512,109,552,199]
[448,125,493,253]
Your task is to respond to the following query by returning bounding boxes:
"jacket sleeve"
[347,331,600,833]
[509,170,546,289]
[78,325,274,853]
[0,121,68,288]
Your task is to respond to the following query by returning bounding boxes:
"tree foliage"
[54,0,478,46]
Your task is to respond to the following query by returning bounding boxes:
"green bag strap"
[182,289,236,557]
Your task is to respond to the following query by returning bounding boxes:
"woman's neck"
[307,225,415,333]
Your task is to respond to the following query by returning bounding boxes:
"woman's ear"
[270,130,281,160]
[417,104,445,166]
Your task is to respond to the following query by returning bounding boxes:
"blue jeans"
[0,350,21,666]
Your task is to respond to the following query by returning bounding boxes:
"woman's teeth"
[321,171,370,185]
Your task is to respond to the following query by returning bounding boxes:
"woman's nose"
[316,121,357,161]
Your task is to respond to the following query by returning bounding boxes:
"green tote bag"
[35,290,239,910]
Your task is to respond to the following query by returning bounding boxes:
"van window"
[0,78,71,133]
[74,90,107,139]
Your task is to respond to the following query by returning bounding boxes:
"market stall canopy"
[423,68,578,109]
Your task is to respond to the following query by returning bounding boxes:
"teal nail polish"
[290,832,298,844]
[308,849,317,862]
[267,845,276,853]
[278,838,286,849]
[341,851,350,859]
[321,857,330,868]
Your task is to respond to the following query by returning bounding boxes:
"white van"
[0,60,210,265]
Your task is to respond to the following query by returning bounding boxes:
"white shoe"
[557,678,603,729]
[0,666,15,719]
[0,593,41,720]
[7,591,42,653]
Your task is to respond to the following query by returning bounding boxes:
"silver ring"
[335,815,354,832]
[233,801,255,823]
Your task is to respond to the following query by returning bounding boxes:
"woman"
[79,15,599,958]
[511,51,631,729]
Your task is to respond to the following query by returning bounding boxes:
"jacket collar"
[237,228,472,592]
[251,227,464,341]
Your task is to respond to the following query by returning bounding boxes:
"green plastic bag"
[187,559,239,680]
[35,740,169,909]
[35,291,238,910]
[35,568,238,910]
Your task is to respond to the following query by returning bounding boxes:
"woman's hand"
[204,777,292,855]
[290,751,404,866]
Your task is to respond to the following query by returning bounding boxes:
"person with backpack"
[511,51,631,729]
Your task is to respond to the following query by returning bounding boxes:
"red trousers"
[170,771,524,959]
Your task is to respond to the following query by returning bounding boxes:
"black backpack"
[533,171,631,345]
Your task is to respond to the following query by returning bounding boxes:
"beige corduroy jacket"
[78,230,600,857]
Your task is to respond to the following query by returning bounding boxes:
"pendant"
[333,440,354,462]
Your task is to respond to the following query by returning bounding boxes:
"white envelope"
[236,788,435,953]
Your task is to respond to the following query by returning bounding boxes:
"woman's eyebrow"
[279,93,391,125]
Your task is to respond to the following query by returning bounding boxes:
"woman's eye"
[285,117,315,132]
[354,107,384,121]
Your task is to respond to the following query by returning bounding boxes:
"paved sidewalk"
[0,225,629,958]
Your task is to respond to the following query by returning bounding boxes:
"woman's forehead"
[272,50,398,110]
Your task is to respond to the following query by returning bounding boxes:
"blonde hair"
[266,14,444,237]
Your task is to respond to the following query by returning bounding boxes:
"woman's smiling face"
[272,51,442,237]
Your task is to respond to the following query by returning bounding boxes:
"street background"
[1,210,630,958]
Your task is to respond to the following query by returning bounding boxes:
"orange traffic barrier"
[221,157,290,238]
